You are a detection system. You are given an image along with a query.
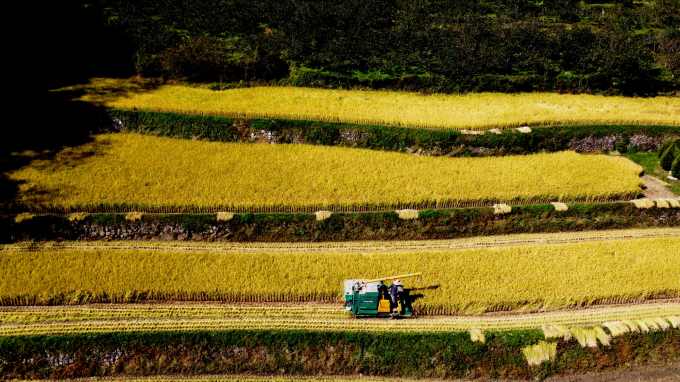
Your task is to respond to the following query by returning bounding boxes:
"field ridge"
[2,228,678,253]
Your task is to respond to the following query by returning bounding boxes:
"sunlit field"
[7,133,643,212]
[59,78,680,130]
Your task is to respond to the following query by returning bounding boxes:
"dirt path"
[547,361,680,382]
[642,175,678,199]
[19,364,680,382]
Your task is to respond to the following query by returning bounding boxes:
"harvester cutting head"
[343,272,423,318]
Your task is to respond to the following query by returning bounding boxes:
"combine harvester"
[343,273,423,318]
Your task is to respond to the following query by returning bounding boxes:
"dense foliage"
[109,109,680,155]
[1,329,678,380]
[59,0,680,94]
[658,138,680,171]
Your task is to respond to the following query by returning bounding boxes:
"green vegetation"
[42,0,680,95]
[4,202,679,243]
[624,152,680,196]
[1,329,678,380]
[108,109,680,156]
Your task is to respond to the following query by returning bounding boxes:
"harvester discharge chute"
[343,273,423,318]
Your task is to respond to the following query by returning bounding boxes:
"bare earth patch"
[641,175,678,199]
[546,361,680,382]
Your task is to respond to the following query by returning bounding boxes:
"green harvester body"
[343,273,422,318]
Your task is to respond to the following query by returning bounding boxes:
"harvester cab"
[343,273,422,318]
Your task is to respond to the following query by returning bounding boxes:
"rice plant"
[1,237,678,313]
[58,78,680,130]
[7,134,644,213]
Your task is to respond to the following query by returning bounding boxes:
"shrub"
[657,138,679,157]
[672,155,680,178]
[660,144,680,171]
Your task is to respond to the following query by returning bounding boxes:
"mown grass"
[1,237,678,313]
[6,133,643,213]
[58,78,680,130]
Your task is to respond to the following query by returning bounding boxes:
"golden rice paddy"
[58,78,680,130]
[7,133,643,212]
[1,237,678,313]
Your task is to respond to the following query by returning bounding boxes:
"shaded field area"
[1,302,678,336]
[61,79,680,130]
[1,237,678,312]
[5,134,643,213]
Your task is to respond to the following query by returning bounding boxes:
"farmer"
[389,279,404,316]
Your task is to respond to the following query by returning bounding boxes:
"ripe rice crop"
[7,133,643,213]
[1,303,678,336]
[1,237,678,313]
[59,78,680,130]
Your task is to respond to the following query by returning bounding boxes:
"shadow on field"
[406,285,441,306]
[0,91,109,211]
[2,1,142,212]
[0,0,184,211]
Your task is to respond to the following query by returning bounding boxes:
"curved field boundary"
[60,78,680,130]
[1,302,678,337]
[6,134,644,214]
[12,196,636,214]
[3,228,679,253]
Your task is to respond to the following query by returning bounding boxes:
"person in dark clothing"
[389,279,404,316]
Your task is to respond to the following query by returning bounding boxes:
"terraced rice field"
[1,302,678,336]
[2,236,678,313]
[58,78,680,130]
[7,133,643,213]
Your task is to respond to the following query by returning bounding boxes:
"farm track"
[1,301,678,337]
[3,227,679,253]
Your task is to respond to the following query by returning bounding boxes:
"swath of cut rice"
[603,321,630,337]
[650,317,671,330]
[315,211,332,221]
[396,209,419,220]
[593,327,611,346]
[542,325,569,339]
[570,327,599,348]
[642,318,661,331]
[217,212,234,221]
[631,199,655,209]
[516,126,532,133]
[469,329,485,343]
[125,212,145,221]
[666,199,680,208]
[522,341,557,366]
[551,202,568,212]
[667,316,680,328]
[635,320,651,332]
[622,320,639,332]
[493,204,512,214]
[68,212,89,221]
[655,199,670,208]
[14,213,35,223]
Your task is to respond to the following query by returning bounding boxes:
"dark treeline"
[40,0,680,94]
